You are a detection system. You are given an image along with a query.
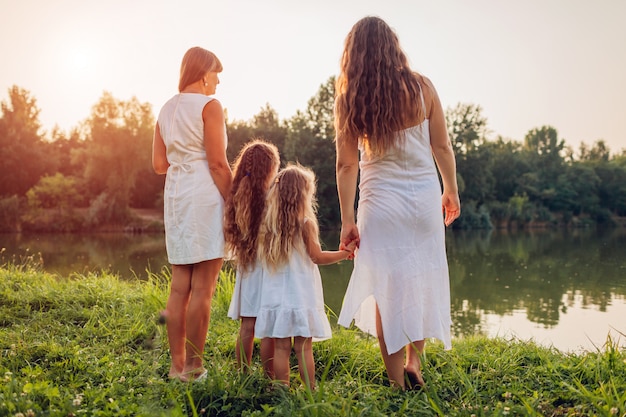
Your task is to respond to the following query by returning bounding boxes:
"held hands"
[340,223,360,260]
[340,239,358,260]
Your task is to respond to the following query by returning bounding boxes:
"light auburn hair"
[178,47,223,92]
[258,164,319,271]
[223,139,280,271]
[334,16,425,157]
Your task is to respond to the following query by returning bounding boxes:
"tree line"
[1,79,624,233]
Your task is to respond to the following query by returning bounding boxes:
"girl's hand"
[339,240,357,260]
[344,240,357,252]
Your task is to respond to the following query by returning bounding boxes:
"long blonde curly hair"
[259,164,319,272]
[334,16,426,157]
[224,139,280,271]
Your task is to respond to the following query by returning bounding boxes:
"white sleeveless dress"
[337,110,452,354]
[254,232,332,341]
[228,261,264,319]
[157,93,226,264]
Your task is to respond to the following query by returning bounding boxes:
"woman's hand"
[340,223,359,247]
[442,191,461,227]
[340,223,360,260]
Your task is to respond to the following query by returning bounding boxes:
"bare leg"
[273,337,292,386]
[260,337,275,379]
[182,258,222,379]
[405,340,425,388]
[166,264,192,379]
[236,316,256,371]
[293,336,315,389]
[376,305,405,389]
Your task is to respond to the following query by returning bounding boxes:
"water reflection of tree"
[447,228,626,337]
[4,233,167,279]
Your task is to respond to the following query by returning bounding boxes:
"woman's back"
[338,110,452,355]
[158,93,215,164]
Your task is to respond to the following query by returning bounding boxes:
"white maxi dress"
[337,113,452,354]
[157,93,226,265]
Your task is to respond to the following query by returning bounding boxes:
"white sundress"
[254,236,332,341]
[228,261,264,319]
[157,93,227,264]
[337,92,452,354]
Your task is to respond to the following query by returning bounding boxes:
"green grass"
[0,258,625,416]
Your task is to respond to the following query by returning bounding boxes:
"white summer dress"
[157,93,226,264]
[337,96,452,354]
[228,262,264,319]
[254,230,332,341]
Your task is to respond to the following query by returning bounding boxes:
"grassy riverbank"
[1,261,625,416]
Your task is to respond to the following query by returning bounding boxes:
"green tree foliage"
[48,127,88,180]
[0,86,51,197]
[486,138,529,202]
[524,125,565,158]
[555,164,601,215]
[26,173,81,211]
[579,139,611,162]
[578,140,626,218]
[75,92,155,223]
[22,173,84,232]
[284,77,339,228]
[594,162,626,216]
[226,104,288,165]
[226,119,256,162]
[518,126,566,213]
[446,104,494,207]
[251,104,288,154]
[0,195,20,232]
[4,82,626,231]
[446,103,488,154]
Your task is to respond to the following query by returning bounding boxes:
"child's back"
[224,139,280,373]
[254,218,332,341]
[255,164,355,388]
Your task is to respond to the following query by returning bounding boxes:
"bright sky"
[1,0,625,153]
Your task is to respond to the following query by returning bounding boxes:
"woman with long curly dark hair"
[335,16,461,390]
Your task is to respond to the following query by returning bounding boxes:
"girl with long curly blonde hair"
[255,164,355,389]
[335,17,461,390]
[225,139,280,376]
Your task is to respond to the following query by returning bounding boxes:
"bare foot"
[168,366,184,381]
[180,368,208,383]
[404,367,425,390]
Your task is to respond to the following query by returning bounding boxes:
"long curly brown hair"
[334,16,425,157]
[259,164,319,271]
[224,139,280,271]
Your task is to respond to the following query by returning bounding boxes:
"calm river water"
[2,228,625,353]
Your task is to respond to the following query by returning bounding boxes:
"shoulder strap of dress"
[417,81,427,120]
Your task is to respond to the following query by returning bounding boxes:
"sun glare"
[63,45,95,79]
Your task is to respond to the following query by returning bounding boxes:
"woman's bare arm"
[335,130,361,246]
[152,122,169,175]
[202,99,233,200]
[424,77,461,226]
